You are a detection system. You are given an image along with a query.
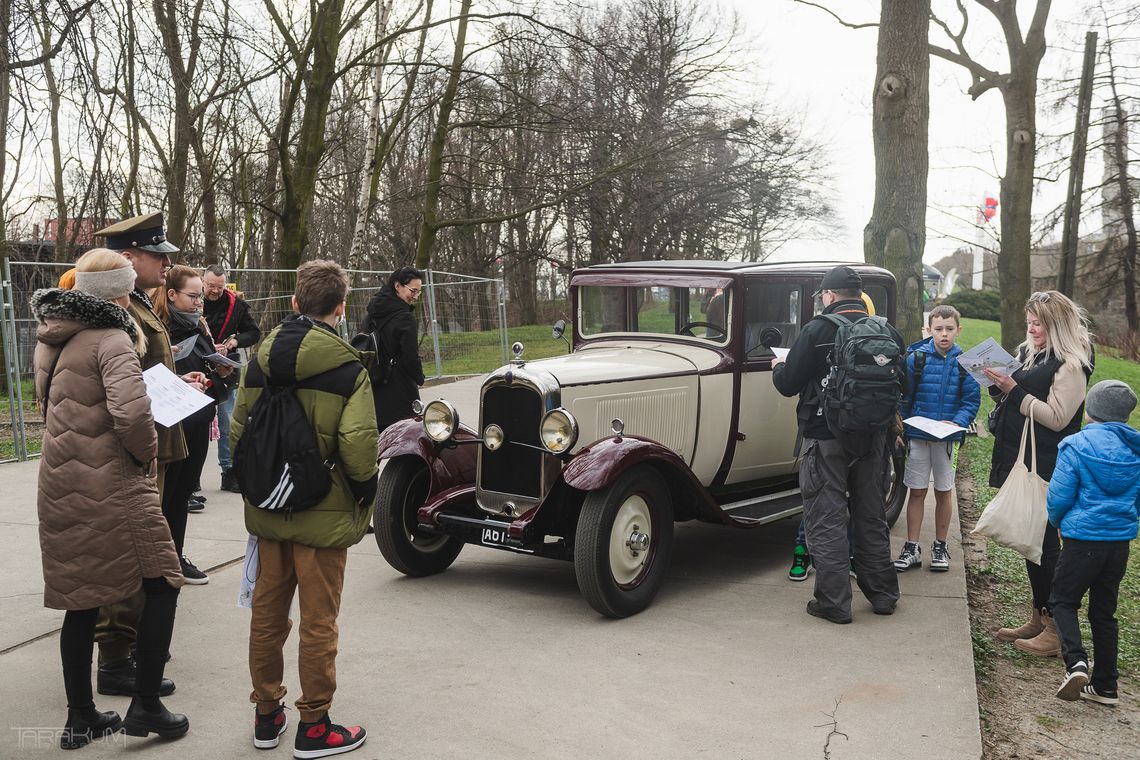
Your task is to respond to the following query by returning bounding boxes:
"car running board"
[719,487,802,525]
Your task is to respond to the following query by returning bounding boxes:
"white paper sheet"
[171,335,197,361]
[142,363,213,427]
[957,337,1021,388]
[238,534,258,609]
[771,346,790,361]
[204,351,243,369]
[904,415,967,440]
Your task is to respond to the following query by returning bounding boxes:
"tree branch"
[791,1,877,30]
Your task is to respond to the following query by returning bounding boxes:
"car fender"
[377,418,479,497]
[561,435,728,524]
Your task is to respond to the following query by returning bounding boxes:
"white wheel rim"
[608,494,652,586]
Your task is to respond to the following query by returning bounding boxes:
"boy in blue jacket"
[894,306,980,572]
[1049,379,1140,705]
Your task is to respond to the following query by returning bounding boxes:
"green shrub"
[940,289,1001,321]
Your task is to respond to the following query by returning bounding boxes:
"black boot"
[60,707,122,750]
[97,658,175,697]
[220,469,241,493]
[123,697,189,740]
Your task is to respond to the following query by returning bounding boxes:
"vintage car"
[372,260,906,617]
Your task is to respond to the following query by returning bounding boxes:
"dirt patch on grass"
[957,445,1140,758]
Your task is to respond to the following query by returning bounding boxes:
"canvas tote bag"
[971,400,1049,564]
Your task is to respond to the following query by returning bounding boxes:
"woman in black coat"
[985,290,1093,658]
[362,266,426,431]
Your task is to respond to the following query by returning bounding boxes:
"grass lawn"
[957,317,1140,678]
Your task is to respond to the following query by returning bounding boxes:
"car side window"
[743,279,801,358]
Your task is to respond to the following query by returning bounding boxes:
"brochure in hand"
[204,351,243,369]
[957,337,1020,388]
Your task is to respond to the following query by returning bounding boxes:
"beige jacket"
[32,289,183,610]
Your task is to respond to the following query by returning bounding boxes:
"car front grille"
[479,384,544,498]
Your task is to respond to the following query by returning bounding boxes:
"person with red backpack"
[772,265,904,624]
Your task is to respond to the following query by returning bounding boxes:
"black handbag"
[987,396,1005,435]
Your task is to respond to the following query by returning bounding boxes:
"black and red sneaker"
[293,714,366,759]
[253,705,288,749]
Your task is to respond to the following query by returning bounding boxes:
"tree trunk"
[278,0,348,268]
[152,0,197,249]
[348,0,393,268]
[413,0,471,271]
[41,14,67,262]
[996,75,1039,350]
[863,0,929,344]
[1107,103,1138,333]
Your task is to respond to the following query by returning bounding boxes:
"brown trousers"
[95,465,168,664]
[248,538,348,723]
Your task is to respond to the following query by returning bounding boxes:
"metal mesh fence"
[1,260,505,462]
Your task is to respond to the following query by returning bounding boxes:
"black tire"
[374,455,463,576]
[574,465,674,618]
[882,439,907,528]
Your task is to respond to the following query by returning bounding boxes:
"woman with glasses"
[984,290,1094,658]
[152,265,236,585]
[362,266,426,431]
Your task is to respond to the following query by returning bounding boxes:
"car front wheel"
[374,455,463,576]
[883,439,907,528]
[574,465,674,618]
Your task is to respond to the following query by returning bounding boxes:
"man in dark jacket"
[91,212,196,697]
[772,265,902,624]
[361,266,426,431]
[203,264,261,491]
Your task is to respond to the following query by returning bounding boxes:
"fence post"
[2,257,27,461]
[424,268,443,379]
[497,278,508,366]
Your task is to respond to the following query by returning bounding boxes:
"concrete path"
[0,376,982,758]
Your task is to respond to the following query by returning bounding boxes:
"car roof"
[578,260,894,278]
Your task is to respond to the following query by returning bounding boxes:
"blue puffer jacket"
[1047,422,1140,541]
[901,338,981,442]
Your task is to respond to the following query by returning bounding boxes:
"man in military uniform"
[91,213,205,696]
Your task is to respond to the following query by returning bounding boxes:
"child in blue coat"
[1048,380,1140,705]
[894,306,980,572]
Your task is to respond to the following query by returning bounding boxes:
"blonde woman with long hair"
[31,248,187,747]
[984,290,1095,659]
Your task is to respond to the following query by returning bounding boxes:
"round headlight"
[483,424,505,451]
[539,408,578,454]
[423,400,459,442]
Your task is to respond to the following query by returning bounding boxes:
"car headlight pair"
[420,400,577,454]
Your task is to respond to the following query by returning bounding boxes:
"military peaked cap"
[94,212,179,254]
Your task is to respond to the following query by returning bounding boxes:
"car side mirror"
[552,318,571,354]
[759,326,783,349]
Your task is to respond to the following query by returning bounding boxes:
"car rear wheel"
[374,455,463,576]
[883,438,906,528]
[574,465,674,618]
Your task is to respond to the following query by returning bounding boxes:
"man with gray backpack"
[772,265,904,624]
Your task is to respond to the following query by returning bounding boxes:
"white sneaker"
[893,542,921,571]
[929,540,950,572]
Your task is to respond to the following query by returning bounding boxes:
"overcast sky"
[721,0,1073,266]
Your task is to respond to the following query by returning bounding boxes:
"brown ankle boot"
[996,608,1043,642]
[1012,611,1061,657]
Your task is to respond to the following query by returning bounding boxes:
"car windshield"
[579,284,730,344]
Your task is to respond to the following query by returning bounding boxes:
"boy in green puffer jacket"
[231,260,378,758]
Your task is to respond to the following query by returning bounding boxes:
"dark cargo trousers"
[800,436,900,618]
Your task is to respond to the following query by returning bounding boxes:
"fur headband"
[74,266,137,299]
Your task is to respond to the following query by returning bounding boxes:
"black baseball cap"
[813,265,863,297]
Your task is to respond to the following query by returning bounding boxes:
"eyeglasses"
[403,284,422,296]
[1028,291,1052,303]
[177,291,204,303]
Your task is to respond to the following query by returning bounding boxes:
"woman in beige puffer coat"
[32,248,188,749]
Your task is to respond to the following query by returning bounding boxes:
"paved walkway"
[0,376,982,758]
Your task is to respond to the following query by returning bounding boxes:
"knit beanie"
[1085,380,1137,424]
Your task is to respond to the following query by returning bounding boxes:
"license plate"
[480,524,513,547]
